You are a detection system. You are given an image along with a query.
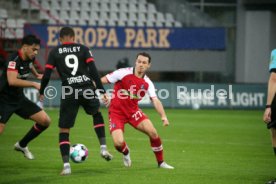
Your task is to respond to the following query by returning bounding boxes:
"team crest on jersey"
[8,61,16,69]
[109,123,116,130]
[109,118,116,130]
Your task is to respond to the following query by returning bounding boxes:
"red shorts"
[109,109,148,133]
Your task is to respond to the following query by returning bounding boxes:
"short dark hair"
[137,52,151,63]
[22,35,40,46]
[59,27,75,38]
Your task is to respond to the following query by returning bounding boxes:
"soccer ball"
[70,144,88,163]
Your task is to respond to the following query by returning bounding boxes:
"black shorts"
[271,95,276,128]
[0,95,42,123]
[59,96,100,128]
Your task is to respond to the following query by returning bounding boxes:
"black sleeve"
[40,50,56,95]
[0,54,5,69]
[270,69,276,73]
[39,68,52,95]
[87,61,106,94]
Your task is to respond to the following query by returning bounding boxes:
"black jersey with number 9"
[46,42,95,89]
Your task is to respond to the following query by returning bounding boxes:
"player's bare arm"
[151,97,169,126]
[101,76,109,84]
[7,70,40,90]
[99,76,110,106]
[31,64,43,79]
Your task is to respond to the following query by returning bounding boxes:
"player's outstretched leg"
[14,110,50,159]
[92,112,113,161]
[14,123,49,159]
[137,119,174,169]
[116,141,131,167]
[150,137,174,169]
[112,129,131,167]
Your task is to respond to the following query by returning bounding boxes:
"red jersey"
[106,67,157,116]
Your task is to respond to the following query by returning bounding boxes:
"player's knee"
[38,114,51,127]
[44,115,51,127]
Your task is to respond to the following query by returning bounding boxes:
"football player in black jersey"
[39,27,112,175]
[0,35,51,160]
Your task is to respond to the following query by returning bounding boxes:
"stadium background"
[0,1,276,184]
[1,0,276,109]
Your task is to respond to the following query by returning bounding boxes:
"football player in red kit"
[101,52,174,169]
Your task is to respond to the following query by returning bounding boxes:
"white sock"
[100,145,107,151]
[64,162,70,167]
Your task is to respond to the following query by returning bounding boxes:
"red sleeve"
[86,57,94,63]
[45,64,55,69]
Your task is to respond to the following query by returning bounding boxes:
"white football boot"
[60,164,71,176]
[123,153,131,167]
[159,162,174,169]
[101,150,113,161]
[14,142,34,160]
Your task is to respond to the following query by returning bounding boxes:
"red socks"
[150,137,164,164]
[115,141,129,155]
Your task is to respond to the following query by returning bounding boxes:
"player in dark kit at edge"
[0,35,51,159]
[39,27,112,175]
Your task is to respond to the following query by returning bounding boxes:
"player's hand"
[162,117,169,126]
[33,82,41,90]
[263,107,271,124]
[36,74,43,80]
[101,93,110,107]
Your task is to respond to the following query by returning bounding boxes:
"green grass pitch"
[0,108,275,184]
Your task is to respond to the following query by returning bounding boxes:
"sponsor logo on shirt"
[109,123,116,130]
[8,61,16,69]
